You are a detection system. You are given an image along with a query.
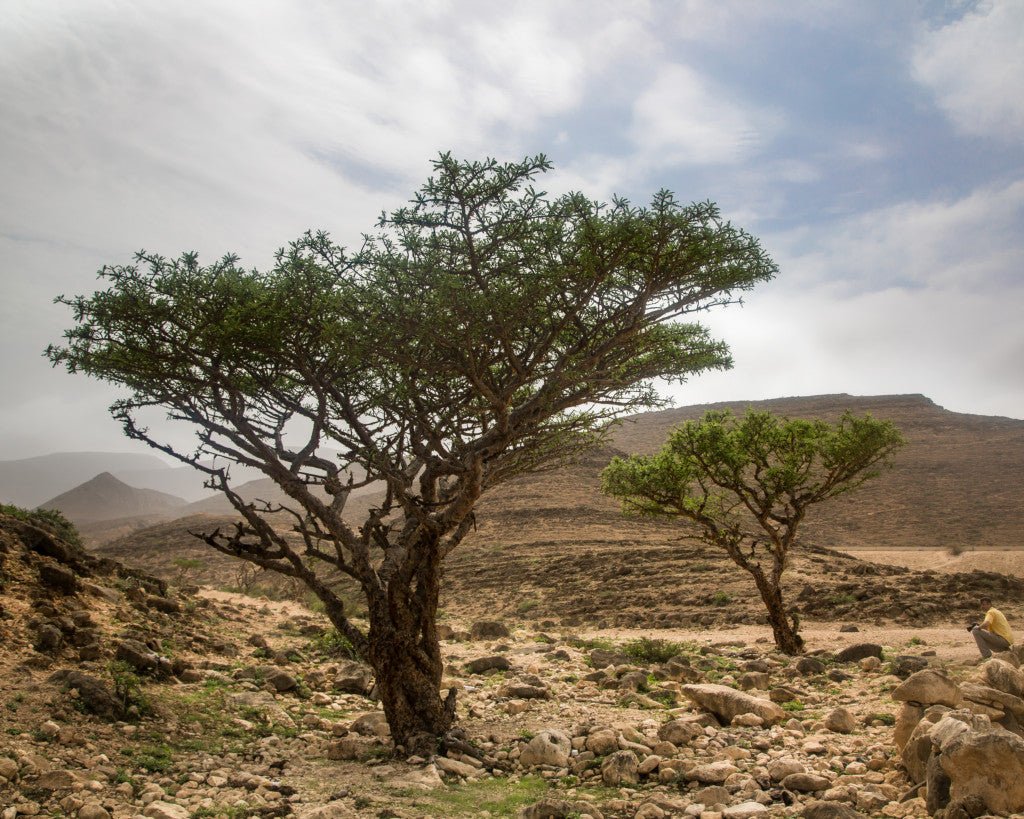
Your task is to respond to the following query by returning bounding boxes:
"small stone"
[824,707,857,734]
[722,803,768,818]
[781,772,832,792]
[143,803,191,819]
[77,805,111,819]
[835,643,882,663]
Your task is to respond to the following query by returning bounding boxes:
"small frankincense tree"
[602,410,904,654]
[47,154,777,752]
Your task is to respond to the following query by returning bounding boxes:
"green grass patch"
[393,775,549,816]
[782,700,805,712]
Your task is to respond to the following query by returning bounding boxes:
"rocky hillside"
[4,506,1024,818]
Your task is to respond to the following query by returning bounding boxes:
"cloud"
[629,63,779,166]
[913,0,1024,140]
[670,178,1024,418]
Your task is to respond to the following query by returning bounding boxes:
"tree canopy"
[48,153,778,750]
[602,409,904,653]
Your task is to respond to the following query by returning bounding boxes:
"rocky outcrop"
[892,657,1024,816]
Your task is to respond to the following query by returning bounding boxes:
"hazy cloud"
[913,0,1024,140]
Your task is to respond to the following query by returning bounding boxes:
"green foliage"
[308,628,359,660]
[782,699,805,711]
[603,408,903,654]
[622,637,693,663]
[711,590,732,606]
[108,660,150,717]
[0,503,82,546]
[124,742,174,773]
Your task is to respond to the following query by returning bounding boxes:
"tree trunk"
[365,621,455,756]
[754,575,804,655]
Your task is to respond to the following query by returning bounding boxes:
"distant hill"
[39,472,187,525]
[0,451,172,508]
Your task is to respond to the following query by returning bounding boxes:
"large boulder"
[981,657,1024,699]
[680,683,786,726]
[891,669,961,708]
[940,727,1024,815]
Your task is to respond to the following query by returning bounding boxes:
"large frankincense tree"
[602,409,904,654]
[47,154,777,753]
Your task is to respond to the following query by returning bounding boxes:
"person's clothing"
[972,624,1010,658]
[981,606,1014,645]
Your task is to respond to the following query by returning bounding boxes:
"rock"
[435,755,479,778]
[722,803,768,818]
[981,657,1024,699]
[891,669,961,707]
[466,655,511,674]
[961,682,1024,719]
[39,563,78,594]
[795,657,826,675]
[781,772,832,792]
[349,712,391,737]
[520,798,604,819]
[520,730,571,768]
[838,625,859,633]
[767,757,805,782]
[259,666,297,692]
[834,643,882,663]
[890,655,929,678]
[333,661,374,696]
[390,764,445,791]
[48,670,123,720]
[77,805,111,819]
[823,707,857,734]
[940,726,1024,815]
[686,760,739,784]
[601,750,639,787]
[801,801,865,818]
[143,803,190,819]
[859,656,881,672]
[470,620,510,640]
[500,683,549,699]
[657,719,702,746]
[586,728,620,755]
[115,639,160,675]
[680,683,786,726]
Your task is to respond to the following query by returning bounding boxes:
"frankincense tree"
[47,153,777,752]
[602,409,904,654]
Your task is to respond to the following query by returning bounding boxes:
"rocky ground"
[2,510,1023,818]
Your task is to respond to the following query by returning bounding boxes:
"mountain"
[0,451,172,508]
[38,472,187,525]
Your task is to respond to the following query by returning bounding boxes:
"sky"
[1,0,1022,461]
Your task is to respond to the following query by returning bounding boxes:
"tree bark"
[753,574,804,655]
[365,621,455,756]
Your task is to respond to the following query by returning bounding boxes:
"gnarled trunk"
[753,573,804,655]
[366,622,455,756]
